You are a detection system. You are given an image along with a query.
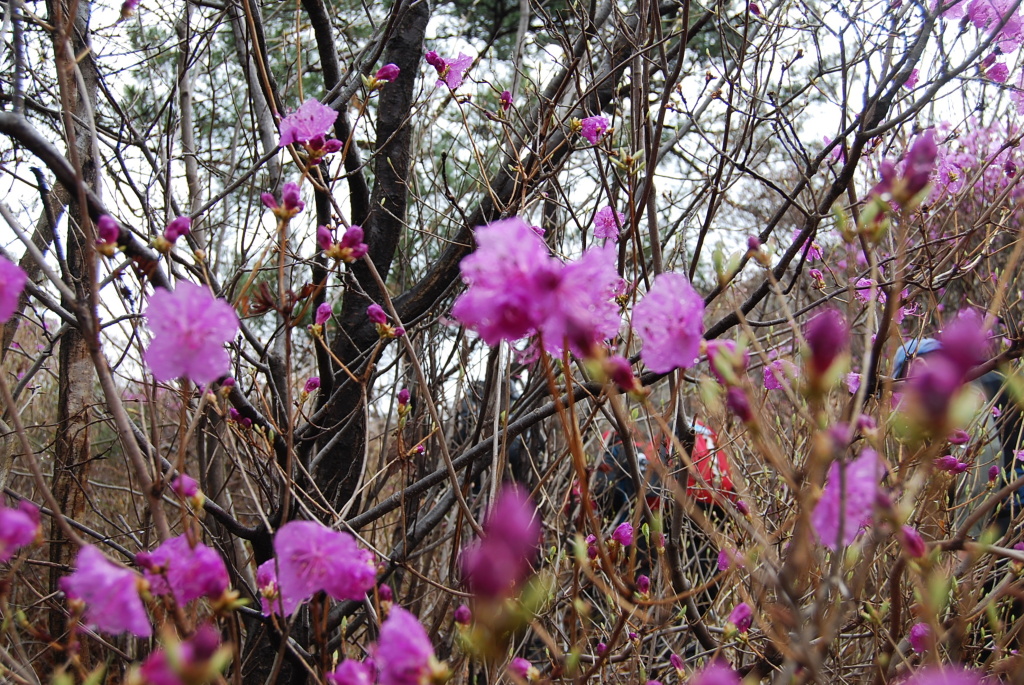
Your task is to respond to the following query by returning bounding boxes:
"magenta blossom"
[256,559,297,616]
[321,225,369,262]
[0,256,27,324]
[0,500,39,562]
[454,604,472,625]
[636,574,650,594]
[377,606,440,685]
[633,272,705,373]
[908,622,931,653]
[900,525,927,558]
[279,98,339,149]
[812,449,884,550]
[144,282,239,385]
[763,359,797,390]
[537,244,621,357]
[137,624,222,685]
[137,534,229,605]
[508,657,533,679]
[328,660,376,685]
[706,339,748,385]
[171,473,200,499]
[315,302,333,325]
[612,522,634,546]
[461,485,539,597]
[579,116,610,145]
[499,90,513,111]
[690,660,741,685]
[304,377,321,394]
[273,520,377,612]
[164,216,191,243]
[426,51,473,90]
[593,206,625,240]
[367,303,388,324]
[262,182,305,218]
[97,215,120,245]
[804,309,848,377]
[375,63,400,83]
[727,602,753,633]
[899,666,983,685]
[61,545,151,637]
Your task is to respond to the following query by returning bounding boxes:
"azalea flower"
[763,359,797,390]
[143,282,239,385]
[0,500,39,562]
[804,309,848,377]
[593,206,625,240]
[0,256,27,324]
[633,272,705,373]
[812,449,884,549]
[279,98,340,150]
[256,559,299,616]
[901,666,982,685]
[611,522,634,546]
[375,63,400,83]
[136,534,229,605]
[315,303,333,326]
[690,660,741,685]
[273,520,377,612]
[727,602,753,633]
[320,225,369,262]
[61,545,152,637]
[262,182,305,219]
[580,116,609,144]
[377,606,445,685]
[461,485,539,597]
[97,215,120,248]
[425,50,473,90]
[908,622,931,653]
[135,624,224,685]
[328,660,376,685]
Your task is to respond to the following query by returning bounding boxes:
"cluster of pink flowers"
[579,115,610,145]
[593,206,625,240]
[318,225,369,263]
[262,182,305,219]
[144,281,240,385]
[257,520,377,616]
[327,606,445,685]
[452,217,622,357]
[136,534,230,605]
[460,486,539,597]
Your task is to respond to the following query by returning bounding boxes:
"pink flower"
[0,500,39,562]
[846,372,861,394]
[763,360,797,390]
[947,429,970,445]
[164,216,191,243]
[144,282,239,385]
[170,474,200,498]
[537,244,621,357]
[461,485,539,597]
[256,559,295,616]
[315,302,333,326]
[273,520,377,612]
[328,660,376,685]
[279,98,339,148]
[375,63,400,83]
[97,215,120,245]
[499,90,513,111]
[508,657,533,679]
[137,624,222,685]
[717,549,731,571]
[727,602,753,633]
[899,525,927,558]
[804,309,848,377]
[905,68,919,88]
[987,62,1010,82]
[398,388,411,406]
[691,660,741,685]
[377,606,438,685]
[136,534,229,605]
[453,605,473,627]
[593,206,625,240]
[0,256,27,324]
[612,522,634,546]
[669,653,684,673]
[580,116,610,144]
[367,303,388,324]
[61,545,151,637]
[426,51,473,90]
[304,377,320,393]
[451,217,562,346]
[633,272,705,373]
[636,574,650,594]
[908,622,931,654]
[900,666,982,685]
[812,449,883,550]
[706,339,748,385]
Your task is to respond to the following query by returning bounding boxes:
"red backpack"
[685,419,736,505]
